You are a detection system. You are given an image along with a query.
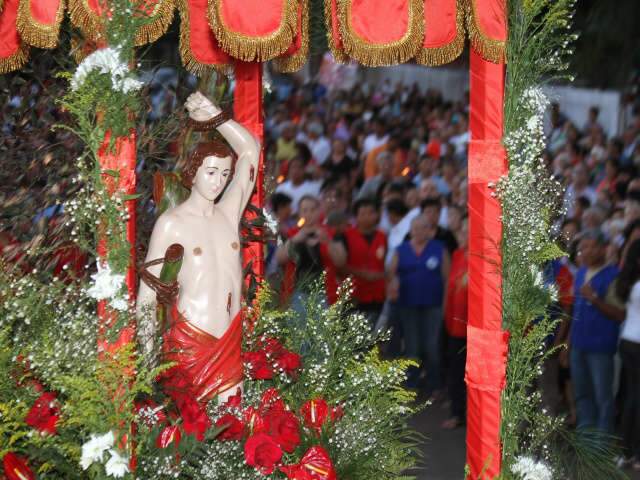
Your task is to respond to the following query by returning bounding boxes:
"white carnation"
[105,448,130,478]
[511,455,553,480]
[87,263,125,301]
[80,431,114,470]
[71,47,142,94]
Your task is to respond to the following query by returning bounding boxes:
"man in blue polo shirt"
[569,229,625,434]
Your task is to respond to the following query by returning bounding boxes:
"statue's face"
[193,155,232,201]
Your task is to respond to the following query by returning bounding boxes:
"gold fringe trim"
[415,0,464,66]
[273,0,309,72]
[0,42,30,74]
[208,0,298,62]
[0,0,4,13]
[177,0,230,76]
[323,0,347,63]
[338,0,424,67]
[464,0,506,64]
[134,0,175,46]
[68,0,105,43]
[16,0,65,49]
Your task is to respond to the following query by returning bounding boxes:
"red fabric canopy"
[0,0,507,73]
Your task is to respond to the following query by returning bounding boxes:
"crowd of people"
[4,62,640,464]
[261,72,640,452]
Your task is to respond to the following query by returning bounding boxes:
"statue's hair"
[182,140,236,189]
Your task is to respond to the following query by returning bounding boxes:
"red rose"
[215,414,245,441]
[279,446,337,480]
[176,396,211,441]
[266,409,300,453]
[301,399,329,432]
[244,433,283,475]
[25,392,59,435]
[262,337,286,358]
[156,424,181,449]
[260,388,285,412]
[244,406,267,435]
[3,453,35,480]
[135,398,167,427]
[274,351,302,374]
[243,351,274,380]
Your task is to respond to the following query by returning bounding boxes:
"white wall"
[361,64,623,136]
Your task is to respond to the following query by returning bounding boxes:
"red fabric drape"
[178,0,230,74]
[0,0,28,73]
[233,62,265,284]
[217,0,290,37]
[466,0,506,64]
[336,0,423,66]
[415,0,464,66]
[210,0,297,62]
[465,49,507,479]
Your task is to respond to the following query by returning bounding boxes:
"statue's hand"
[185,92,221,121]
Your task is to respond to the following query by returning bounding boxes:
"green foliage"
[504,0,577,135]
[179,282,424,480]
[500,0,583,478]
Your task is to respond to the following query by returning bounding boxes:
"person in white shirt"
[616,239,640,468]
[563,163,597,218]
[305,122,331,166]
[275,156,322,214]
[362,118,389,157]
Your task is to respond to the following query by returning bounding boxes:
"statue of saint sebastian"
[137,92,260,403]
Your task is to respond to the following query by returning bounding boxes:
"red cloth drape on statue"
[465,49,508,479]
[160,304,243,403]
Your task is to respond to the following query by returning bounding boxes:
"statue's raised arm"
[184,92,260,222]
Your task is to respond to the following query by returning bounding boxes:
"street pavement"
[409,394,640,480]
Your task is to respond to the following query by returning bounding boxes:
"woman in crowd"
[616,239,640,469]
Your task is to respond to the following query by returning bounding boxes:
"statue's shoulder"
[153,207,184,235]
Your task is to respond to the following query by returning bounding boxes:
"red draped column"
[233,61,265,282]
[97,130,137,350]
[465,49,509,479]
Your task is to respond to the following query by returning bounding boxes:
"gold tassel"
[0,42,30,74]
[177,0,230,76]
[464,0,506,64]
[16,0,65,49]
[134,0,176,46]
[337,0,424,67]
[415,0,465,66]
[208,0,298,62]
[273,0,309,73]
[0,0,4,13]
[324,0,347,63]
[68,0,105,43]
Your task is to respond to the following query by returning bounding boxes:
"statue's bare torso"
[156,204,242,337]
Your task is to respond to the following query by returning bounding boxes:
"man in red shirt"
[332,198,387,327]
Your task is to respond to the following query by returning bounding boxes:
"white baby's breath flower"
[80,431,114,470]
[109,297,129,312]
[511,455,553,480]
[87,263,125,301]
[105,448,130,478]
